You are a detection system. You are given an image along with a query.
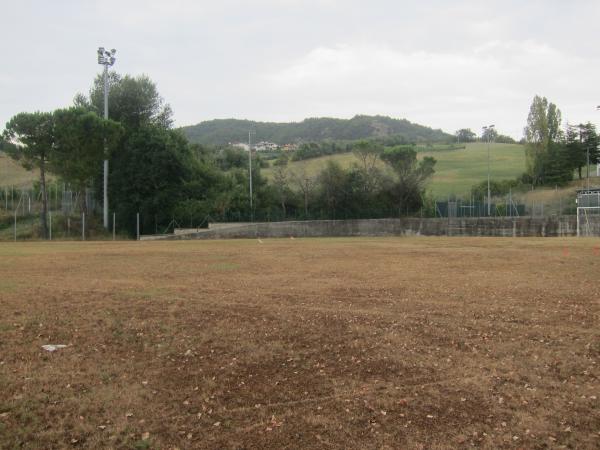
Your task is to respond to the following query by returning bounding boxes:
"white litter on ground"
[41,344,68,352]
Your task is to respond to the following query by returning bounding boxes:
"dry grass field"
[0,152,42,188]
[0,237,599,449]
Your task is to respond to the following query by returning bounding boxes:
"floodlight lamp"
[111,49,116,54]
[98,47,105,54]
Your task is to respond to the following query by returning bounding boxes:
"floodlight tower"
[596,106,600,177]
[482,124,495,216]
[97,47,116,229]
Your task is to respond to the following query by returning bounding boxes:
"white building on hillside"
[254,141,279,151]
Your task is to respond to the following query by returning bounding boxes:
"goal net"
[577,207,600,237]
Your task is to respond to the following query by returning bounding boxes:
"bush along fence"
[0,182,581,241]
[0,184,106,241]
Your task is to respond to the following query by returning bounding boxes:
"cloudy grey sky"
[1,0,599,138]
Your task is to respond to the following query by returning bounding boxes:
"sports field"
[0,237,599,449]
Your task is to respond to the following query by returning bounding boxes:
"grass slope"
[0,152,37,188]
[422,142,525,196]
[264,143,526,197]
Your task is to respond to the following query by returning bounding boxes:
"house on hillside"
[254,141,279,151]
[281,143,298,152]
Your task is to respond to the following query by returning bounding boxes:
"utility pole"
[97,47,116,229]
[248,131,255,221]
[596,106,600,177]
[587,142,591,191]
[482,124,495,216]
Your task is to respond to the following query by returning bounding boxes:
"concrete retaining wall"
[143,216,579,240]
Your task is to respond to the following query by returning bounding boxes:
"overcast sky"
[1,0,599,139]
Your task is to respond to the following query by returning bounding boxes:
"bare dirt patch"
[0,237,599,449]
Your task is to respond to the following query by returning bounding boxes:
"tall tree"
[75,73,173,130]
[481,127,498,142]
[455,128,476,143]
[73,72,186,231]
[291,168,316,218]
[544,141,573,185]
[52,107,122,197]
[272,164,289,217]
[523,95,563,185]
[380,145,436,214]
[317,161,350,219]
[3,112,54,238]
[566,123,599,180]
[109,125,193,234]
[352,140,383,193]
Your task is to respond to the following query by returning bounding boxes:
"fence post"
[82,212,85,241]
[13,210,16,242]
[113,212,116,241]
[136,213,140,241]
[49,211,52,241]
[559,198,562,216]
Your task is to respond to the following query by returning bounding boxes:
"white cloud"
[261,39,598,138]
[1,0,600,139]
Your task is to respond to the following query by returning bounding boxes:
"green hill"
[2,142,527,198]
[181,115,453,146]
[0,151,39,188]
[263,142,527,197]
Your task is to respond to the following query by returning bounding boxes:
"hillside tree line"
[1,72,437,237]
[523,95,598,186]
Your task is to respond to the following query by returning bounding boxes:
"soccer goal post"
[577,206,600,237]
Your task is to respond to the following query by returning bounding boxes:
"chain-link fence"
[0,182,587,240]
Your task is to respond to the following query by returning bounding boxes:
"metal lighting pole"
[482,124,495,216]
[596,106,600,177]
[248,131,255,221]
[587,142,591,190]
[97,47,116,229]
